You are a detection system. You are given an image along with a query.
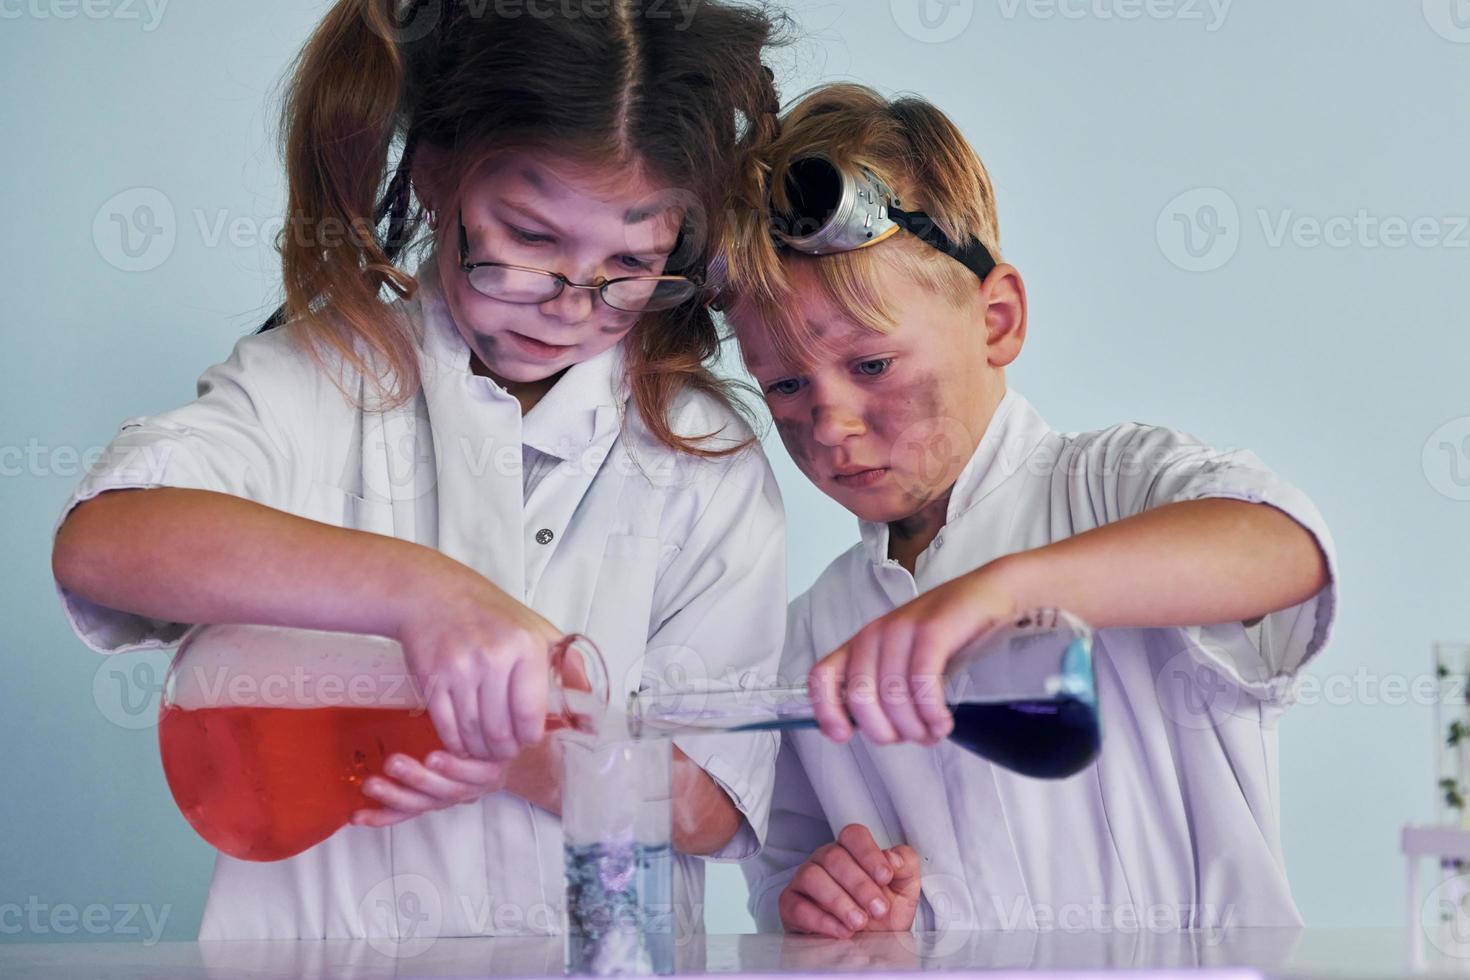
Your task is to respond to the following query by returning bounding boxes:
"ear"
[979,264,1027,368]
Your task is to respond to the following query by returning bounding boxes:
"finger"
[509,651,549,747]
[779,890,855,940]
[477,658,520,761]
[908,634,955,741]
[361,774,445,814]
[808,648,852,742]
[817,842,891,920]
[350,806,415,829]
[381,753,484,805]
[835,824,895,888]
[424,750,506,788]
[912,614,981,740]
[790,860,869,933]
[451,677,492,760]
[874,620,929,743]
[844,629,899,745]
[426,684,469,758]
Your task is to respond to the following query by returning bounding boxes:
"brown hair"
[268,0,787,456]
[720,83,1002,371]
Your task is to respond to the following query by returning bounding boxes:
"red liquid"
[158,705,446,861]
[159,704,589,861]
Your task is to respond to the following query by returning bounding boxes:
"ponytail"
[263,0,423,409]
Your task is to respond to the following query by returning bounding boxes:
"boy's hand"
[809,563,1019,745]
[351,750,508,828]
[779,824,921,939]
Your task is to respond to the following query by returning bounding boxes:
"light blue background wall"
[2,0,1467,943]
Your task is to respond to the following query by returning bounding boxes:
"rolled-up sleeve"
[54,329,321,655]
[643,433,788,861]
[1063,423,1338,702]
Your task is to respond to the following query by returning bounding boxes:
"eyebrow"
[622,203,663,224]
[517,166,669,224]
[500,192,563,235]
[502,184,677,256]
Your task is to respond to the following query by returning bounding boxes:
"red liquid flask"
[157,624,608,861]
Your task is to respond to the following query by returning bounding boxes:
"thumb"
[885,845,923,895]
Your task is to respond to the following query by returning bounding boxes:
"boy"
[720,84,1336,937]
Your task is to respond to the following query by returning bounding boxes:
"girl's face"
[435,148,685,386]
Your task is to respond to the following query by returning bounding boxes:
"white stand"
[1402,823,1470,970]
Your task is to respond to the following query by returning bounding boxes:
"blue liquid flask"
[626,608,1101,780]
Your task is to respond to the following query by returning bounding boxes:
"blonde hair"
[721,83,1002,369]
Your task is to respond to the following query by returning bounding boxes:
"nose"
[539,279,600,325]
[811,397,865,448]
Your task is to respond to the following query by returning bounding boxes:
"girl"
[52,0,788,941]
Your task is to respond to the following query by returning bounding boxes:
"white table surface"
[0,927,1459,979]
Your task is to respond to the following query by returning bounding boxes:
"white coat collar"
[856,388,1054,566]
[410,249,626,460]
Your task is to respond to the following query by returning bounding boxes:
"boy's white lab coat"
[745,389,1337,932]
[53,257,786,940]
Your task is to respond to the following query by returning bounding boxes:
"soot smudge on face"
[884,371,959,511]
[470,335,502,377]
[774,416,814,475]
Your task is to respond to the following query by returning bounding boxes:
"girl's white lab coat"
[53,257,786,940]
[744,389,1338,932]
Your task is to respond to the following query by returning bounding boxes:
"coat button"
[535,528,554,545]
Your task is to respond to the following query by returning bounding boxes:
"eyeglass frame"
[455,208,704,313]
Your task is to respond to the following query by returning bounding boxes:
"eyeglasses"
[457,209,699,313]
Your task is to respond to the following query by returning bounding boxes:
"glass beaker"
[561,731,674,976]
[627,608,1100,779]
[157,623,608,861]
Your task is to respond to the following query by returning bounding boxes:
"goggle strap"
[889,205,999,282]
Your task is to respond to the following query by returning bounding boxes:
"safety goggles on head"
[768,155,997,283]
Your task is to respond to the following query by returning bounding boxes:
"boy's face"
[734,253,1025,525]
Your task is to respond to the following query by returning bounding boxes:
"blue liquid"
[729,695,1101,780]
[947,696,1100,778]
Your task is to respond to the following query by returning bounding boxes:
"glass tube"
[626,608,1101,780]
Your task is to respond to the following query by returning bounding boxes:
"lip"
[831,466,889,489]
[506,330,575,359]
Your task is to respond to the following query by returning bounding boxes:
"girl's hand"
[351,750,507,828]
[809,562,1020,746]
[779,824,922,939]
[395,575,566,762]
